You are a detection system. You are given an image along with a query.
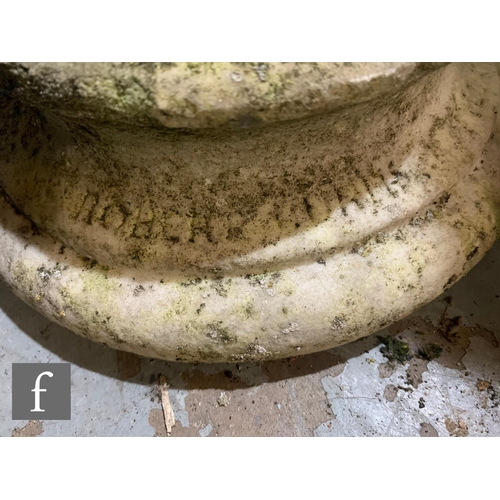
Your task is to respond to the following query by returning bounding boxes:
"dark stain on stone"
[383,384,398,402]
[378,362,395,378]
[418,342,443,360]
[466,246,479,261]
[419,422,438,437]
[116,350,142,380]
[444,274,458,290]
[182,369,248,391]
[439,315,463,342]
[262,350,346,382]
[406,357,429,387]
[443,296,453,306]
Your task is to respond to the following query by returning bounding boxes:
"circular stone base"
[1,62,500,362]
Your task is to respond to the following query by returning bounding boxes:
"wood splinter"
[159,375,176,436]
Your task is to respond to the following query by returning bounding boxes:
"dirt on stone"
[419,422,439,437]
[116,350,142,380]
[383,384,398,402]
[12,420,44,437]
[148,408,167,437]
[445,417,469,437]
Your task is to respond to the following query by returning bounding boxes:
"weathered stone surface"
[0,62,499,362]
[3,62,444,128]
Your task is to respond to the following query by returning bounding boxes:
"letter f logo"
[31,371,53,412]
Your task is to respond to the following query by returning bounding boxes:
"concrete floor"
[1,242,500,437]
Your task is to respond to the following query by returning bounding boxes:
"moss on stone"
[378,335,411,364]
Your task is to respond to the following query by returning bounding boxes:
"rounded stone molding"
[4,62,444,128]
[1,62,499,362]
